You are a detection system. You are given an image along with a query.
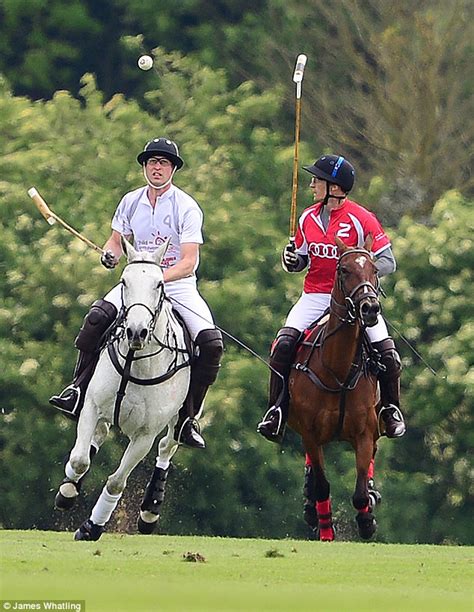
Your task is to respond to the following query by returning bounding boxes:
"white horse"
[55,237,191,541]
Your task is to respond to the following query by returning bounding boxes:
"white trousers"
[104,280,215,340]
[285,292,389,343]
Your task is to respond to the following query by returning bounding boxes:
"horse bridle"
[331,249,380,325]
[119,260,166,341]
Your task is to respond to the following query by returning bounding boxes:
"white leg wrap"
[65,461,82,482]
[156,457,171,470]
[90,486,122,526]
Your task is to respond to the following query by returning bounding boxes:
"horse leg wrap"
[90,486,122,527]
[316,499,335,541]
[303,465,318,529]
[141,467,169,515]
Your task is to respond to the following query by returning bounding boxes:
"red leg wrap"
[368,458,374,480]
[316,499,334,541]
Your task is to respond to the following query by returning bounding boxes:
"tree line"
[0,50,472,542]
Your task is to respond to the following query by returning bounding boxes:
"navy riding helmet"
[303,154,355,193]
[137,138,184,169]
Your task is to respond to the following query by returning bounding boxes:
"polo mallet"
[289,54,307,246]
[28,187,104,254]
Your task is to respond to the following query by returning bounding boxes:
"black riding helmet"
[303,154,355,193]
[137,137,184,169]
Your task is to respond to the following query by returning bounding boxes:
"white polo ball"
[138,55,153,71]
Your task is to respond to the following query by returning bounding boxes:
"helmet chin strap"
[143,165,177,189]
[320,181,346,207]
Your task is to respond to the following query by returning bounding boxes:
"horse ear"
[153,237,171,265]
[121,235,139,262]
[364,233,374,252]
[335,236,347,254]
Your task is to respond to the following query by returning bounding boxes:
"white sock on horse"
[65,460,83,482]
[90,486,122,526]
[156,458,171,470]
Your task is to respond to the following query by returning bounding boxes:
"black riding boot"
[49,352,99,420]
[373,338,406,438]
[257,327,301,444]
[174,329,224,449]
[49,300,117,419]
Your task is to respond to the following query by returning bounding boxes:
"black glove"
[100,250,117,269]
[282,243,298,270]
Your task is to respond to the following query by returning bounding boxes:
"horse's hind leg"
[353,436,377,540]
[304,444,335,542]
[303,454,318,531]
[74,433,156,541]
[138,426,179,534]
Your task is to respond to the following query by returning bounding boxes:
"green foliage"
[2,1,472,214]
[0,50,472,545]
[379,191,474,543]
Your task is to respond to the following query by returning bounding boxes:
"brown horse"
[288,235,383,541]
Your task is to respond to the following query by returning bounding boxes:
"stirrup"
[257,406,286,443]
[378,404,406,438]
[175,416,206,449]
[49,385,81,420]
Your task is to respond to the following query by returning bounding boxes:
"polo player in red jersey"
[258,154,406,444]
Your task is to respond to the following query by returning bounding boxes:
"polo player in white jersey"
[50,137,223,449]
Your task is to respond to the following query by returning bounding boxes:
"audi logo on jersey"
[308,243,339,259]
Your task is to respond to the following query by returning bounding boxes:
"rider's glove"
[281,243,308,273]
[282,243,298,268]
[100,250,118,270]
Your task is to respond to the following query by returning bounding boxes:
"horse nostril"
[139,329,148,341]
[126,328,133,341]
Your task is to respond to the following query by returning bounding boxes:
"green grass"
[0,530,472,611]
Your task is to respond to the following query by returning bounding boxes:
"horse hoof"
[74,519,104,541]
[137,511,159,535]
[356,512,376,540]
[54,480,80,511]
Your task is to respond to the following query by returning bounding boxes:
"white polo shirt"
[111,184,203,278]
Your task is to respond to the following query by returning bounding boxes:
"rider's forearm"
[103,231,131,261]
[162,258,196,282]
[375,247,396,277]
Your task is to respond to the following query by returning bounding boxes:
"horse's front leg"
[368,445,382,510]
[138,421,179,535]
[353,435,377,540]
[74,433,156,541]
[303,442,335,542]
[55,401,99,511]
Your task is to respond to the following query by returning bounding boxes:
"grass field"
[0,530,472,612]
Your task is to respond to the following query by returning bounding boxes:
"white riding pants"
[285,292,389,343]
[104,279,215,340]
